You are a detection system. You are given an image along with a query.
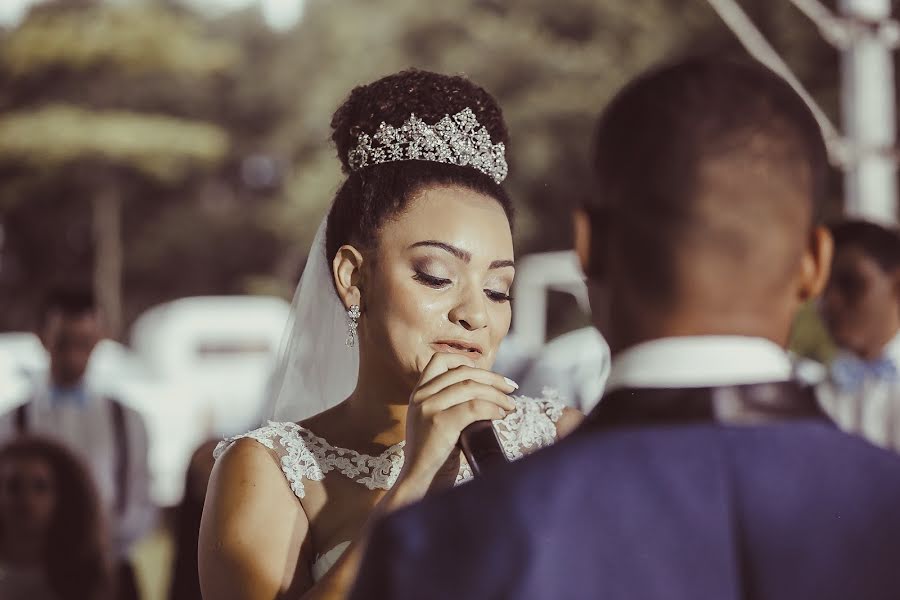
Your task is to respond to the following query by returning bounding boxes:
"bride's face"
[362,184,514,381]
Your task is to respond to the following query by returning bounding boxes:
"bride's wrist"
[380,474,429,512]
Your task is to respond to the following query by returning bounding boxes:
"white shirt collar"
[605,336,793,393]
[882,329,900,366]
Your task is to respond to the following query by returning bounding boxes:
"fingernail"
[504,377,519,390]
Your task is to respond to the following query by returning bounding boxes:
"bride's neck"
[344,355,412,446]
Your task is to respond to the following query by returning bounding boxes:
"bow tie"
[49,385,89,407]
[831,356,900,393]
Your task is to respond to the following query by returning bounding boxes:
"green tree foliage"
[0,3,237,76]
[0,0,843,357]
[0,1,240,333]
[0,104,227,180]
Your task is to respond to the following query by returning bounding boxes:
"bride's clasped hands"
[388,351,518,499]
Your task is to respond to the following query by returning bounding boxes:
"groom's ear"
[573,209,592,273]
[575,206,610,284]
[333,244,365,310]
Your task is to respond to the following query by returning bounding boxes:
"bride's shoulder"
[214,421,324,500]
[214,421,309,459]
[494,389,584,459]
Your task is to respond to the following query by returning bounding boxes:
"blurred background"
[0,0,894,598]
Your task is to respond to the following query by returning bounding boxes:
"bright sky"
[0,0,304,30]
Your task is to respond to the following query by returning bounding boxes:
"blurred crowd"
[0,286,224,599]
[4,210,900,599]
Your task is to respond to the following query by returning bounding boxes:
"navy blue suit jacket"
[350,384,900,600]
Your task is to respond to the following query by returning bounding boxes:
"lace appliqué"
[215,422,326,499]
[215,422,404,499]
[496,390,564,459]
[214,391,566,498]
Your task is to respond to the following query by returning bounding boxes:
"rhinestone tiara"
[346,107,508,183]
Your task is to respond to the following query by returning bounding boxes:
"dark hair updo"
[325,69,514,271]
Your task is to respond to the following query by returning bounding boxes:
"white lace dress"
[214,392,566,581]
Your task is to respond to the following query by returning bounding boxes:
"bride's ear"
[332,244,365,310]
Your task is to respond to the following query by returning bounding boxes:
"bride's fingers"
[435,399,510,433]
[418,380,515,416]
[413,366,517,402]
[416,352,476,388]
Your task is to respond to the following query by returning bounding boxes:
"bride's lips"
[431,340,484,357]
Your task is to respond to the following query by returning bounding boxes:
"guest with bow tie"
[821,220,900,450]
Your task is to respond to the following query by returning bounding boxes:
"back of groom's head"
[586,57,832,352]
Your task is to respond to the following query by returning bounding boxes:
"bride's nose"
[448,287,489,331]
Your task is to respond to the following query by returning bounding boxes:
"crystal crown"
[347,107,508,183]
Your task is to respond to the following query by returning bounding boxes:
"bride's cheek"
[388,292,436,371]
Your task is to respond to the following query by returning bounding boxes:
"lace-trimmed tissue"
[214,392,565,499]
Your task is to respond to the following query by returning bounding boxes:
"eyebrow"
[409,240,515,270]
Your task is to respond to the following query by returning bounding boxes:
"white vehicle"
[0,332,46,413]
[509,250,591,355]
[129,295,290,505]
[130,295,290,437]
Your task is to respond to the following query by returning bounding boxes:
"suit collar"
[581,382,830,432]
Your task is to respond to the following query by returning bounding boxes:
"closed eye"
[485,289,512,303]
[413,270,451,288]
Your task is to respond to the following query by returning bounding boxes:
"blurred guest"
[351,58,900,600]
[518,325,609,412]
[820,220,900,449]
[168,440,217,600]
[0,436,113,600]
[517,212,611,411]
[0,286,155,599]
[489,330,537,383]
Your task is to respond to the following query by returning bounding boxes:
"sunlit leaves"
[0,104,228,181]
[1,4,238,76]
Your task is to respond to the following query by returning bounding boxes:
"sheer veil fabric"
[269,210,360,422]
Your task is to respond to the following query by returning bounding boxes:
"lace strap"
[214,422,325,499]
[214,421,407,497]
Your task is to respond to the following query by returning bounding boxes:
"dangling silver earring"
[345,304,361,347]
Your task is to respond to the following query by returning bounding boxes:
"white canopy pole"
[839,0,897,224]
[705,0,847,165]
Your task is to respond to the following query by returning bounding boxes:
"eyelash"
[413,271,512,303]
[413,271,451,288]
[486,290,513,303]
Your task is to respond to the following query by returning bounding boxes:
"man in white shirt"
[352,58,900,600]
[0,287,155,598]
[519,326,610,412]
[820,220,900,450]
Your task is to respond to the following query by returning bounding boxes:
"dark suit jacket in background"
[350,384,900,600]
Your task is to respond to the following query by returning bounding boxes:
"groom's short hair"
[588,57,827,306]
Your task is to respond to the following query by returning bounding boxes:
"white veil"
[268,210,359,422]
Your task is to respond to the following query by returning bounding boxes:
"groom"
[349,58,900,599]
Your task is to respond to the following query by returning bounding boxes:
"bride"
[199,69,582,599]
